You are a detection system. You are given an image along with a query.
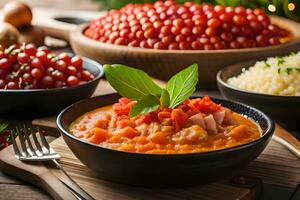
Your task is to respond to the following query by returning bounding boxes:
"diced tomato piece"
[132,136,148,145]
[113,98,136,116]
[115,126,138,138]
[94,119,109,129]
[149,131,169,144]
[171,108,188,132]
[118,97,131,104]
[136,142,156,152]
[141,112,158,124]
[117,118,135,128]
[178,99,191,112]
[118,144,135,152]
[107,135,123,143]
[157,111,171,122]
[87,128,110,144]
[191,96,221,114]
[228,125,249,141]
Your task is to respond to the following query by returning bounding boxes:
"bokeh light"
[288,3,295,11]
[268,4,276,12]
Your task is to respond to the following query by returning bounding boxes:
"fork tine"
[23,125,37,156]
[31,126,43,153]
[16,127,28,157]
[37,126,50,150]
[10,130,20,157]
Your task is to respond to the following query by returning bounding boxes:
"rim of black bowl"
[56,95,275,158]
[0,57,104,93]
[216,66,300,99]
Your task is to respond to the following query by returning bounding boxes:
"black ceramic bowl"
[57,93,274,188]
[0,57,103,117]
[217,60,300,125]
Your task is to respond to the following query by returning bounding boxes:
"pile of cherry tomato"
[0,44,94,90]
[85,0,289,50]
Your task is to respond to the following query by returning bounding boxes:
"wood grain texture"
[0,184,51,200]
[273,125,300,158]
[0,172,23,184]
[50,141,251,200]
[244,140,300,187]
[0,147,76,200]
[70,15,300,86]
[47,134,300,200]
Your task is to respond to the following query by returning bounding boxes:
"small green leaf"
[0,123,8,134]
[160,89,170,107]
[263,62,271,68]
[104,64,162,101]
[276,56,285,65]
[129,95,160,117]
[167,64,198,108]
[286,68,292,75]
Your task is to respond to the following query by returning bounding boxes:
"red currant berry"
[55,60,67,71]
[31,58,43,69]
[70,56,83,69]
[31,68,43,79]
[36,51,48,63]
[67,75,79,86]
[0,58,10,69]
[24,43,37,56]
[17,53,30,64]
[42,75,54,87]
[58,53,71,64]
[66,66,77,75]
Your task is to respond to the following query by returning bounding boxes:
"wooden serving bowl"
[70,15,300,88]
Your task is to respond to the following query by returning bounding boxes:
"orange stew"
[70,96,261,154]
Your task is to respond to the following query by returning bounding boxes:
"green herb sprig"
[263,61,271,68]
[286,68,292,75]
[276,56,285,65]
[104,64,198,117]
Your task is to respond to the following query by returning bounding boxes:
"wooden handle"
[274,124,300,158]
[40,171,77,200]
[0,146,76,200]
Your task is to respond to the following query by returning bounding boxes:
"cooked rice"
[227,52,300,96]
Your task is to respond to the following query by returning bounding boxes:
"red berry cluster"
[0,44,94,90]
[84,1,289,50]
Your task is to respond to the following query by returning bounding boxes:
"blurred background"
[0,0,298,21]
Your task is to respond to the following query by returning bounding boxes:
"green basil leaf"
[166,64,198,108]
[160,89,170,107]
[129,95,160,117]
[104,64,162,101]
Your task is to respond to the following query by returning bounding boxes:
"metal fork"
[11,125,94,200]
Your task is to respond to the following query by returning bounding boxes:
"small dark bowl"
[57,93,274,188]
[0,57,103,117]
[217,60,300,125]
